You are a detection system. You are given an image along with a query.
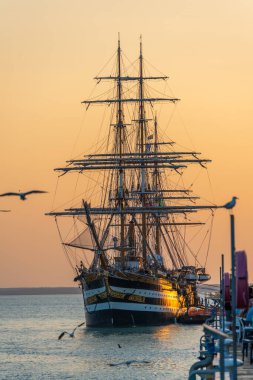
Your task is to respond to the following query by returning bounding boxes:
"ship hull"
[85,307,176,327]
[81,272,186,327]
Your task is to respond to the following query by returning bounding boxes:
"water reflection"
[1,294,203,380]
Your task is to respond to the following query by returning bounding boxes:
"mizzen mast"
[154,115,161,257]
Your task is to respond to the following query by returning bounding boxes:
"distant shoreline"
[0,287,82,296]
[0,284,218,296]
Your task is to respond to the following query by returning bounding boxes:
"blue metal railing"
[188,324,229,380]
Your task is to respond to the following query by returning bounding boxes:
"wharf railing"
[188,323,231,380]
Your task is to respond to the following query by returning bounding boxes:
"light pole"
[223,197,238,380]
[230,214,237,380]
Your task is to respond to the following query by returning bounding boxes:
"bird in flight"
[58,322,85,340]
[0,190,48,201]
[109,360,151,367]
[224,196,238,210]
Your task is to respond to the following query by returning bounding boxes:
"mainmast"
[116,35,125,269]
[139,36,147,264]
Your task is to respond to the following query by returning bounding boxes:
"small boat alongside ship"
[47,37,215,327]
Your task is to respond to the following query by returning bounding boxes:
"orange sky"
[1,0,253,287]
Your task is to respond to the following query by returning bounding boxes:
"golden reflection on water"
[151,324,181,341]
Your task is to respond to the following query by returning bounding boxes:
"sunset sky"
[1,0,253,287]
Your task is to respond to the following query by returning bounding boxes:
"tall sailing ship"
[48,37,215,327]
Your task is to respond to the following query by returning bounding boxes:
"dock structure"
[188,322,253,379]
[188,217,253,379]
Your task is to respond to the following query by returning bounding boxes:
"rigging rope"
[204,212,214,268]
[51,176,59,210]
[55,217,75,271]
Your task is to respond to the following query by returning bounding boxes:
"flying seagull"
[0,190,48,201]
[58,322,85,340]
[109,360,151,367]
[223,196,238,210]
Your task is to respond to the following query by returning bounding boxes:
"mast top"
[118,32,120,49]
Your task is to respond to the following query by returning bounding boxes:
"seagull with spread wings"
[0,190,48,201]
[58,322,85,340]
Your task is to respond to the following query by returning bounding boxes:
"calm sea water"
[0,294,203,379]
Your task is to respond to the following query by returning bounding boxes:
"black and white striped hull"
[81,273,183,327]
